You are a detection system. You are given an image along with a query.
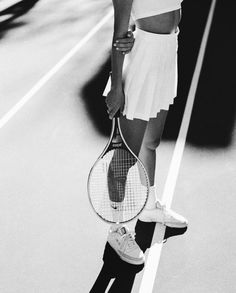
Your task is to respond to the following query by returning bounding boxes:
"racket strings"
[88,149,149,223]
[109,149,137,177]
[108,149,137,203]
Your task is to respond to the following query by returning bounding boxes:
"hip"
[135,8,181,34]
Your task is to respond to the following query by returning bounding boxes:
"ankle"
[145,186,157,209]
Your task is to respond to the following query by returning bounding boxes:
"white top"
[131,0,183,20]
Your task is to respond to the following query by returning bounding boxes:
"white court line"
[139,0,217,292]
[0,9,113,130]
[0,0,19,11]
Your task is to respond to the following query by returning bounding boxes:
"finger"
[127,29,134,37]
[122,50,132,55]
[114,43,134,52]
[109,107,119,119]
[115,47,132,52]
[109,112,113,119]
[114,48,131,54]
[107,105,112,112]
[114,35,134,43]
[114,39,134,45]
[105,100,111,110]
[114,43,134,49]
[109,109,115,119]
[107,107,113,117]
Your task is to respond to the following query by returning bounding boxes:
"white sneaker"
[139,200,188,228]
[107,225,145,265]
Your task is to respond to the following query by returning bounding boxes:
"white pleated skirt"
[103,27,179,121]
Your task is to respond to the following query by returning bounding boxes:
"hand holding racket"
[105,86,125,119]
[87,111,150,224]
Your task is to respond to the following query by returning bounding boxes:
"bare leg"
[138,110,188,227]
[138,110,168,211]
[108,114,148,194]
[119,114,148,156]
[139,110,168,186]
[108,115,148,198]
[108,114,148,222]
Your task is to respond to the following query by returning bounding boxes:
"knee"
[142,137,161,152]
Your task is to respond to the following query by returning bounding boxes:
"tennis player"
[103,0,188,265]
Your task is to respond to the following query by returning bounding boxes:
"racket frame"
[87,115,150,223]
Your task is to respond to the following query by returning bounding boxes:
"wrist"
[111,74,123,91]
[111,85,123,92]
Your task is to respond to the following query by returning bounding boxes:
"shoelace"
[121,232,138,252]
[156,200,167,211]
[155,200,168,224]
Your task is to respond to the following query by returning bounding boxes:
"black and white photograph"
[0,0,235,292]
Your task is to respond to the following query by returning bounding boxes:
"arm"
[105,0,133,119]
[114,29,135,55]
[111,0,133,89]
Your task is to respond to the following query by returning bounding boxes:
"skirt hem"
[103,27,179,122]
[122,95,177,121]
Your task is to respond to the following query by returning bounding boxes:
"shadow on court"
[90,221,187,293]
[81,0,235,292]
[81,0,236,149]
[0,0,40,39]
[165,0,236,148]
[81,57,112,136]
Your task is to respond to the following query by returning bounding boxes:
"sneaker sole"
[108,242,145,265]
[139,215,188,228]
[118,250,145,266]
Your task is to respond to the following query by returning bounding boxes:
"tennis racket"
[87,112,150,224]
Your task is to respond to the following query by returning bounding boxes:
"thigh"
[119,114,148,156]
[142,110,168,148]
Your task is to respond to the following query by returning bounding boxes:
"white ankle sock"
[145,185,157,210]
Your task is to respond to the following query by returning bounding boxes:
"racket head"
[87,117,150,224]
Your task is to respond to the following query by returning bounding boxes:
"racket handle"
[114,110,121,118]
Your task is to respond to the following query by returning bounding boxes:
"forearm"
[111,39,125,90]
[111,0,133,89]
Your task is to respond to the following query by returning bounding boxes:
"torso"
[135,9,182,34]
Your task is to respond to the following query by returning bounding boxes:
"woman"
[103,0,188,265]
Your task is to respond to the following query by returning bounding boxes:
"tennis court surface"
[0,0,235,292]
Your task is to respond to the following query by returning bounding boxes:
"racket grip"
[114,110,120,118]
